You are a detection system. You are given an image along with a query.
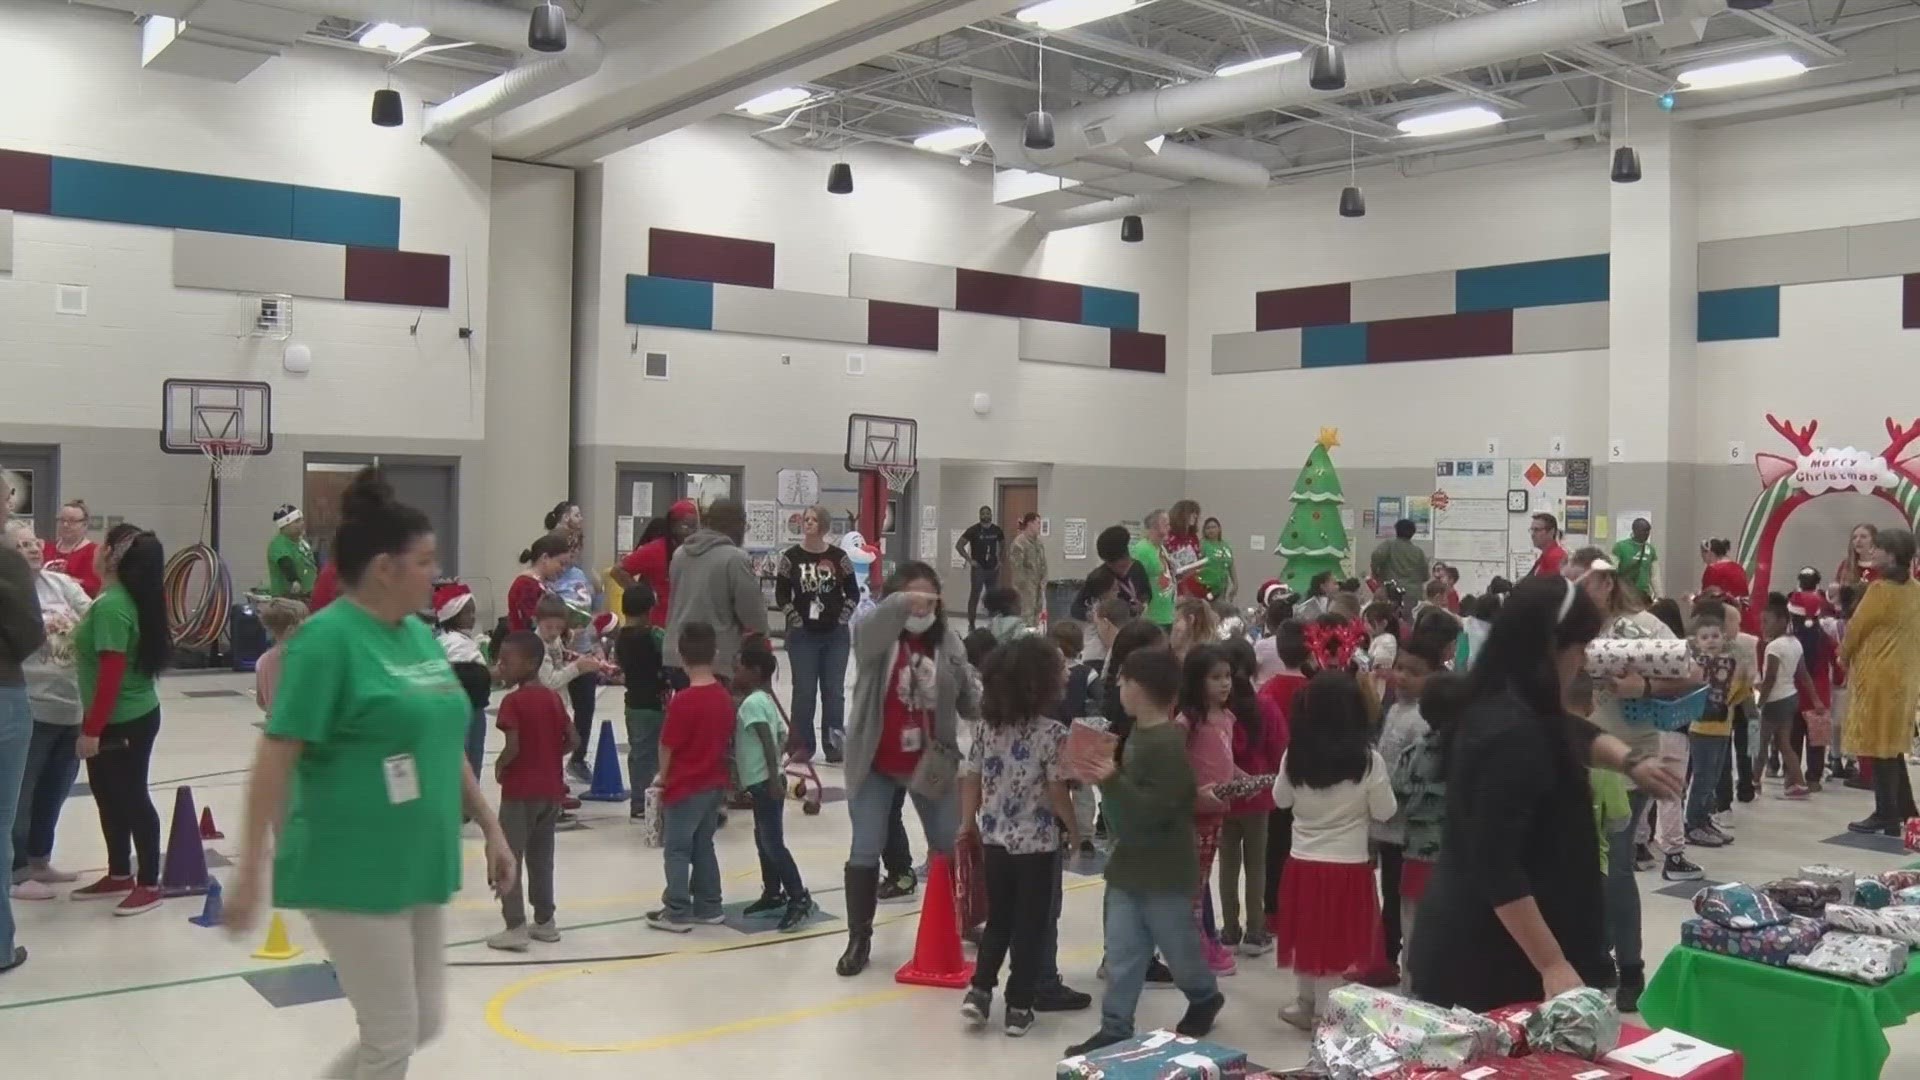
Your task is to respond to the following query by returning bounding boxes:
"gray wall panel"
[1511,300,1610,354]
[1846,219,1920,280]
[1020,319,1110,367]
[1211,328,1302,374]
[1348,271,1455,322]
[171,229,345,299]
[1698,229,1849,291]
[848,253,957,310]
[710,283,868,345]
[0,210,12,274]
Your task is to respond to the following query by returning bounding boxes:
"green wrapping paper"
[1521,988,1620,1059]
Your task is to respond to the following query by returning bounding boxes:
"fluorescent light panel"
[736,86,813,115]
[1396,105,1503,136]
[1676,54,1808,90]
[358,23,430,54]
[913,125,985,152]
[1215,52,1303,77]
[1015,0,1141,31]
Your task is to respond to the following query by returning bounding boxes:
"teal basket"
[1621,686,1709,732]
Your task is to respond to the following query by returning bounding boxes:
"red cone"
[895,851,975,988]
[199,806,224,841]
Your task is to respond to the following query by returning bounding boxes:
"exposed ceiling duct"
[973,81,1271,191]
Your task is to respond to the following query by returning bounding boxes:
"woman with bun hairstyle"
[507,532,571,634]
[227,468,516,1080]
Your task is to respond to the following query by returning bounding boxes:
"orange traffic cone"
[894,851,974,988]
[199,806,223,840]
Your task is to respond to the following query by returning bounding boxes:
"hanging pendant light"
[827,161,854,194]
[1120,215,1144,243]
[1726,0,1772,9]
[1024,41,1056,150]
[371,87,403,128]
[1309,44,1346,91]
[529,1,568,52]
[1610,145,1643,183]
[1338,186,1365,217]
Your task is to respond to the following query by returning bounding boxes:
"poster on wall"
[949,530,967,569]
[743,500,778,550]
[780,505,805,545]
[1564,496,1591,538]
[630,481,653,516]
[919,528,939,561]
[1406,496,1432,538]
[614,515,636,554]
[921,505,937,530]
[776,468,820,507]
[1434,457,1518,595]
[1375,496,1403,537]
[1,469,30,517]
[1063,518,1088,560]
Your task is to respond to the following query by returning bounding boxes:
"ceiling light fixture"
[913,125,986,152]
[528,1,567,52]
[1611,146,1643,183]
[827,162,854,195]
[1014,0,1141,31]
[371,87,404,127]
[1215,52,1303,77]
[1120,214,1144,243]
[1339,129,1364,217]
[358,23,430,54]
[1025,40,1056,150]
[1396,105,1503,136]
[737,87,814,115]
[1675,54,1807,90]
[1308,0,1345,91]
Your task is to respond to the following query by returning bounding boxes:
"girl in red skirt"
[1272,671,1398,1030]
[1180,644,1244,976]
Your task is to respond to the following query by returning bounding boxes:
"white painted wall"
[0,3,492,440]
[579,120,1189,469]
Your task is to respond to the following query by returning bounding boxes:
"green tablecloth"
[1640,946,1920,1080]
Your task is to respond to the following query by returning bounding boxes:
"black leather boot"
[836,864,878,977]
[1849,758,1898,834]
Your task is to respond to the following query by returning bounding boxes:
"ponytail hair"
[109,527,172,677]
[335,467,433,586]
[519,530,571,566]
[543,500,576,532]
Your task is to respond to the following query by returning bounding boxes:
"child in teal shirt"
[734,648,812,931]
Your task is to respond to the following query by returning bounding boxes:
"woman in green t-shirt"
[227,467,514,1079]
[1198,516,1237,603]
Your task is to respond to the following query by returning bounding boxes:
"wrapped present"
[1761,878,1843,918]
[1583,637,1696,680]
[1522,988,1620,1060]
[1804,708,1833,744]
[1067,717,1120,767]
[1309,1028,1405,1079]
[1905,817,1920,855]
[1895,886,1920,907]
[1798,864,1856,904]
[1445,1057,1630,1078]
[1788,931,1909,985]
[1823,903,1920,946]
[1214,773,1278,803]
[1691,883,1786,930]
[1853,878,1893,910]
[640,786,663,848]
[955,829,988,928]
[1323,986,1498,1070]
[1482,1005,1536,1057]
[1058,1029,1250,1079]
[1680,914,1824,967]
[1878,869,1920,892]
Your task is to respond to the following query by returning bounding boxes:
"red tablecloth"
[1607,1023,1745,1080]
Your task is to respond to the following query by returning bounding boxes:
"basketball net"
[197,439,254,482]
[878,463,916,493]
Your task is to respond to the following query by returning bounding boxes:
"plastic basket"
[1620,685,1709,732]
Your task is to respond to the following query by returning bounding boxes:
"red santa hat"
[433,583,474,624]
[1256,579,1291,608]
[591,611,618,637]
[668,498,699,522]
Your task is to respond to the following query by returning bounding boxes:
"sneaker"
[0,946,24,974]
[1736,785,1756,804]
[1277,1004,1315,1032]
[877,871,918,903]
[10,880,56,901]
[567,758,592,783]
[1808,780,1824,793]
[644,908,695,933]
[1633,843,1656,872]
[1662,853,1705,882]
[1004,1006,1035,1037]
[1077,839,1098,860]
[691,911,727,925]
[1066,1030,1129,1058]
[961,987,992,1026]
[113,885,163,917]
[743,892,787,917]
[27,864,77,884]
[630,803,645,821]
[488,925,531,952]
[562,795,582,811]
[1238,930,1275,958]
[1707,823,1736,845]
[529,921,561,943]
[1782,785,1811,800]
[1145,957,1174,985]
[1767,763,1783,779]
[1176,992,1226,1038]
[1617,969,1646,1014]
[777,895,815,933]
[1220,923,1243,948]
[1710,811,1736,833]
[1205,938,1237,976]
[1033,980,1092,1012]
[1685,826,1728,848]
[70,874,134,901]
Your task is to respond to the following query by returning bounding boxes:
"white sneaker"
[1710,811,1736,833]
[27,864,78,884]
[10,880,56,901]
[487,926,531,952]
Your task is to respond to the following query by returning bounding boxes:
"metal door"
[303,454,459,575]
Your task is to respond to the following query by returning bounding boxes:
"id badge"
[809,598,824,622]
[900,726,924,754]
[383,754,422,804]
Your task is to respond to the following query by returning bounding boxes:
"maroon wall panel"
[1906,274,1920,330]
[1367,310,1513,363]
[344,248,452,308]
[954,268,1082,323]
[648,227,775,289]
[1109,330,1167,373]
[1255,282,1350,331]
[868,300,940,351]
[0,149,52,213]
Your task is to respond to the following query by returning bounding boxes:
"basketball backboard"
[845,413,917,474]
[161,379,273,456]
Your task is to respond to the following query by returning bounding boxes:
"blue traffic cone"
[579,720,629,802]
[160,786,212,897]
[189,878,224,927]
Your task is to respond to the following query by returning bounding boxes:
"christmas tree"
[1278,427,1351,593]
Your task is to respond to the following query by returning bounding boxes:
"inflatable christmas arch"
[1734,414,1920,610]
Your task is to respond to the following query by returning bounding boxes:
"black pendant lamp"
[529,1,568,52]
[371,87,403,128]
[827,161,854,195]
[1309,44,1347,91]
[1610,145,1643,184]
[1024,42,1056,150]
[1726,0,1772,9]
[1120,214,1144,243]
[1339,186,1366,218]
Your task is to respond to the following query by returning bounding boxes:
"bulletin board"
[1432,455,1591,593]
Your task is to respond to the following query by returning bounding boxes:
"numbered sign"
[1609,437,1625,462]
[1727,441,1746,465]
[1549,435,1567,456]
[1484,436,1502,457]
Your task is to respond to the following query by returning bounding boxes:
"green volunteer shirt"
[734,689,786,788]
[74,584,162,725]
[267,533,317,597]
[1610,539,1658,595]
[268,600,468,913]
[1130,538,1175,627]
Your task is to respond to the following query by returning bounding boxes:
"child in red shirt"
[489,632,578,951]
[648,620,734,932]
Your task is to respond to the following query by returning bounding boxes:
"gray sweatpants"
[499,798,561,928]
[306,904,446,1080]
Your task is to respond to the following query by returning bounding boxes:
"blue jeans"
[660,788,724,919]
[848,771,956,870]
[464,707,486,780]
[0,688,34,956]
[1605,789,1649,975]
[13,721,80,870]
[625,707,663,802]
[1687,734,1732,831]
[786,625,850,754]
[751,784,806,899]
[1100,885,1218,1037]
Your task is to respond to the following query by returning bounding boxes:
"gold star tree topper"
[1317,427,1341,450]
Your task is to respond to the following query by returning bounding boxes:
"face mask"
[904,611,937,634]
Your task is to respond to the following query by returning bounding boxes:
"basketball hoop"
[878,463,916,494]
[196,439,254,482]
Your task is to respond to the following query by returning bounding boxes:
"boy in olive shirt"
[1065,646,1224,1056]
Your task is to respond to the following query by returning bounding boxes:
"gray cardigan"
[843,592,978,794]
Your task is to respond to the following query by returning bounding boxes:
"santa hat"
[668,498,698,521]
[433,583,474,624]
[1256,579,1291,608]
[272,504,302,528]
[591,611,617,637]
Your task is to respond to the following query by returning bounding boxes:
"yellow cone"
[252,912,304,961]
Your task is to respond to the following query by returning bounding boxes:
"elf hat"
[433,583,475,624]
[272,504,303,528]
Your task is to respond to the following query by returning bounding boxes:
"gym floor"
[6,668,1920,1078]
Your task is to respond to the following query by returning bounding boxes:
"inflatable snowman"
[841,529,880,626]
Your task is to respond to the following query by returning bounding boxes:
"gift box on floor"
[1058,1030,1250,1079]
[1680,913,1824,967]
[1323,986,1505,1070]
